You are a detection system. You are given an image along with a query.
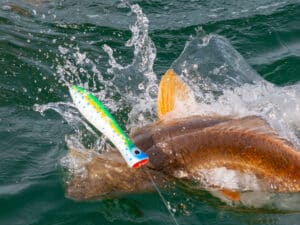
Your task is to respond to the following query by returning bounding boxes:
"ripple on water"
[1,1,300,225]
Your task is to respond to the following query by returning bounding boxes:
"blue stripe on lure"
[69,85,149,168]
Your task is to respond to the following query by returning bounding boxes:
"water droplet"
[138,83,144,90]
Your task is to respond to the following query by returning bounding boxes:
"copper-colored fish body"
[66,115,300,200]
[132,115,300,192]
[65,69,300,200]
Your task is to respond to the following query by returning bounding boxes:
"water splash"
[104,4,157,85]
[103,4,158,129]
[55,45,105,91]
[170,34,300,147]
[34,4,158,150]
[172,34,263,97]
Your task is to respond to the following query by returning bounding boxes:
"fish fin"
[219,189,241,201]
[208,116,294,147]
[157,69,195,119]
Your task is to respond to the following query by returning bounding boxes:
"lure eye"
[134,149,141,155]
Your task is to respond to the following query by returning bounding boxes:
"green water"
[1,1,300,225]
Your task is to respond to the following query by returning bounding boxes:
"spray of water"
[34,4,158,150]
[170,34,300,147]
[33,3,300,211]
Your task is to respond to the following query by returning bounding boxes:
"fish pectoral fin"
[219,189,241,201]
[157,69,195,119]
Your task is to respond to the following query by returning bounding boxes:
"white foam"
[169,81,300,148]
[200,167,261,191]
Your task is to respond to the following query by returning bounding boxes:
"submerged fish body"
[65,69,300,202]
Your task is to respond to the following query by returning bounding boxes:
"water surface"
[1,0,300,224]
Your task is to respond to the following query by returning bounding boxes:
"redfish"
[65,69,300,202]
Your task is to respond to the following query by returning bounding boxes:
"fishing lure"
[69,85,149,168]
